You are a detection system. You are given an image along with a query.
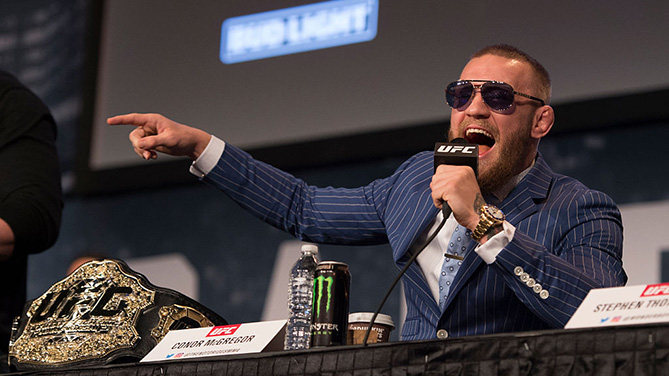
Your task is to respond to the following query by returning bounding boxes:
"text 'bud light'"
[220,0,378,64]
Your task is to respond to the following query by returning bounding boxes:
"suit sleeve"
[492,187,626,328]
[201,143,397,245]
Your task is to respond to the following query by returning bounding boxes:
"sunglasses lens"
[446,82,474,109]
[481,82,514,111]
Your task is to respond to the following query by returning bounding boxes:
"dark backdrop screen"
[89,1,669,171]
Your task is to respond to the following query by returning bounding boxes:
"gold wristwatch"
[471,204,505,242]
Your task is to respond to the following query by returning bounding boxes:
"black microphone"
[433,137,478,173]
[433,138,479,218]
[361,138,479,346]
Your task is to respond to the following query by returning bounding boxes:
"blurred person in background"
[0,70,62,370]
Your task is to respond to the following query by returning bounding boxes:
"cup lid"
[348,312,395,328]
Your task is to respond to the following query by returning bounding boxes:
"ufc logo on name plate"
[641,283,669,297]
[207,324,241,337]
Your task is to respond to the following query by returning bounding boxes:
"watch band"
[471,205,505,241]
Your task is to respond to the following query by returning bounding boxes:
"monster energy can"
[311,261,350,347]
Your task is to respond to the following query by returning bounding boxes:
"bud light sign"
[220,0,379,64]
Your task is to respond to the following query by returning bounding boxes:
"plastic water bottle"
[284,244,319,350]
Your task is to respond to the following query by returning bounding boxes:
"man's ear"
[531,105,554,139]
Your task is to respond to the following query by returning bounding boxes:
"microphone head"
[433,139,479,176]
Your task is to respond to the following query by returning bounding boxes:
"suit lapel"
[386,166,442,319]
[390,190,439,263]
[399,253,442,320]
[499,154,553,226]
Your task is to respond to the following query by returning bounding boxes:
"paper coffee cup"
[347,312,395,344]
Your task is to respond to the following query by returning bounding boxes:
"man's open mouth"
[465,128,495,154]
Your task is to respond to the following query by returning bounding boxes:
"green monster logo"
[314,275,334,318]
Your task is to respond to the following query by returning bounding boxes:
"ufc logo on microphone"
[436,145,476,154]
[207,324,241,337]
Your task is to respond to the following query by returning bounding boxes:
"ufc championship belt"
[8,259,227,371]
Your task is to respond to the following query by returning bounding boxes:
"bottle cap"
[301,244,318,254]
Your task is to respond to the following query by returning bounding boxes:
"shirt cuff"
[474,221,515,264]
[189,136,225,178]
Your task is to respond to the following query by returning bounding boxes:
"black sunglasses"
[445,80,545,113]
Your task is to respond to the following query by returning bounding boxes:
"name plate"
[565,283,669,329]
[141,320,286,362]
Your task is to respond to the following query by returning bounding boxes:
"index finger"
[107,113,152,127]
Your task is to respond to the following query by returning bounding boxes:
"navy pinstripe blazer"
[204,144,626,341]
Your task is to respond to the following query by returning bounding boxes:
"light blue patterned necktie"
[438,225,470,312]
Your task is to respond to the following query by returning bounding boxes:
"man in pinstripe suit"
[110,45,626,341]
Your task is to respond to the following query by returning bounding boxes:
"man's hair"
[472,44,551,104]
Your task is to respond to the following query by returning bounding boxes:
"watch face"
[485,205,505,221]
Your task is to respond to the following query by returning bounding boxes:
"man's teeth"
[466,128,493,139]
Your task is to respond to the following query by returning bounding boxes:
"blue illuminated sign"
[220,0,378,64]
